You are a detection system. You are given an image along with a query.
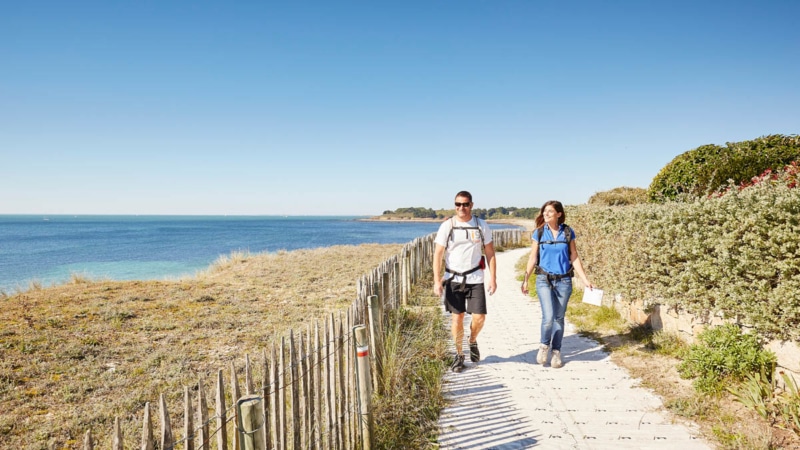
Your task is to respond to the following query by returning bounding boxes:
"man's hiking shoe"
[469,342,480,363]
[451,354,465,372]
[551,350,563,368]
[536,344,550,365]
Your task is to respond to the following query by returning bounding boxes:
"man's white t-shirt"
[434,216,493,285]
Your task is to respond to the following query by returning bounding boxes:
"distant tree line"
[381,206,540,219]
[381,207,438,218]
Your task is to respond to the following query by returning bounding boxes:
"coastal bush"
[647,134,800,202]
[712,160,799,198]
[566,176,800,342]
[588,186,647,206]
[677,324,776,393]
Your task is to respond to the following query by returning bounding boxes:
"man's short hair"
[455,191,473,202]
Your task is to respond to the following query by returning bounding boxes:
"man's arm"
[433,243,446,296]
[484,242,497,295]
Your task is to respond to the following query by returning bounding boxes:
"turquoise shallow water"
[0,215,517,291]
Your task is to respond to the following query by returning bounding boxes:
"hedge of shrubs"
[568,168,800,342]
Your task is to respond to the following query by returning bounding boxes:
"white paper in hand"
[582,287,603,306]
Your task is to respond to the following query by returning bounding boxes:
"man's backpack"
[445,216,486,251]
[443,217,488,291]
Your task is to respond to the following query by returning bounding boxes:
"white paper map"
[582,287,604,306]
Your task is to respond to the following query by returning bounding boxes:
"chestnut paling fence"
[83,229,523,450]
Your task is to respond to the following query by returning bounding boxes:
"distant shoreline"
[360,216,535,230]
[358,217,440,223]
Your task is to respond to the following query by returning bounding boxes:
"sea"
[0,215,518,292]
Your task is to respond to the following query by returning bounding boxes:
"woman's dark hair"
[534,200,565,228]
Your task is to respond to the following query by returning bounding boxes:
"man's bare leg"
[451,312,465,354]
[469,313,486,343]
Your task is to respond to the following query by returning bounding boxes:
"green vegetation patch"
[648,134,800,202]
[677,324,776,394]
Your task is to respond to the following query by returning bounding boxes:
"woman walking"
[521,200,593,368]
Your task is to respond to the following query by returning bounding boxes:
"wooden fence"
[83,228,523,450]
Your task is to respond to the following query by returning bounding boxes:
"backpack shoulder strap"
[563,224,572,243]
[476,217,486,253]
[447,216,486,252]
[445,218,455,249]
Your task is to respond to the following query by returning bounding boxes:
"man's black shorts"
[443,281,487,314]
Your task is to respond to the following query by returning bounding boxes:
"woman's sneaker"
[469,342,480,362]
[551,350,563,368]
[451,354,465,372]
[536,344,550,365]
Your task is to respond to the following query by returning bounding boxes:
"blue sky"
[2,1,798,215]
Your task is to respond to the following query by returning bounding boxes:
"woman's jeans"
[536,274,573,351]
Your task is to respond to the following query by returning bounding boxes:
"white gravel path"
[436,247,713,449]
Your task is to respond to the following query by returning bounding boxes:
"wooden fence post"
[336,316,346,450]
[159,393,173,450]
[197,379,209,450]
[184,386,195,450]
[83,429,93,450]
[304,326,315,450]
[290,330,301,450]
[313,321,322,450]
[246,354,255,395]
[393,261,400,309]
[260,349,272,450]
[278,338,287,450]
[299,331,309,450]
[141,401,154,450]
[237,395,267,450]
[270,344,280,450]
[367,295,383,393]
[215,369,228,450]
[353,325,373,450]
[401,254,408,307]
[328,313,340,450]
[112,417,123,450]
[381,272,390,313]
[231,362,241,450]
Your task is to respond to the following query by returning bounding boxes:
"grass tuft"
[373,280,448,449]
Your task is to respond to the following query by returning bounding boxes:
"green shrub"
[677,324,776,393]
[588,186,647,206]
[567,180,800,342]
[648,134,800,202]
[731,368,800,434]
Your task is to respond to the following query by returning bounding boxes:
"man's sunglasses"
[454,202,471,208]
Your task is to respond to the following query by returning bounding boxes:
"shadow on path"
[436,247,712,449]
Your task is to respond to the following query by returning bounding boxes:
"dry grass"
[0,243,402,450]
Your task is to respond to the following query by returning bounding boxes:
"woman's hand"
[521,279,529,295]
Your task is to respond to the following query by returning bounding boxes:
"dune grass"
[372,280,448,449]
[0,243,403,450]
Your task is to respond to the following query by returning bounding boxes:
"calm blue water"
[0,215,516,292]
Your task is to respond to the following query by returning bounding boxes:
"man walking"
[433,191,497,372]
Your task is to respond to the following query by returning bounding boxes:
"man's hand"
[434,281,443,297]
[487,278,497,295]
